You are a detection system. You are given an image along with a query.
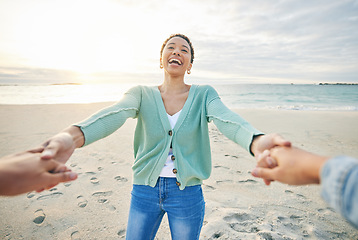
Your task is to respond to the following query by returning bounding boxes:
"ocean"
[0,83,357,111]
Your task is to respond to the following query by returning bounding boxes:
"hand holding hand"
[250,133,291,185]
[251,133,291,165]
[251,146,329,185]
[252,133,291,154]
[41,132,76,164]
[0,150,78,196]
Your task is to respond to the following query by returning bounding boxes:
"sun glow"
[5,0,166,79]
[0,0,210,84]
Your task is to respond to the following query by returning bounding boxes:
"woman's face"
[160,37,192,76]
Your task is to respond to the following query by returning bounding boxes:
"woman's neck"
[160,74,189,94]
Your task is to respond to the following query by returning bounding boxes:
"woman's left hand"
[251,133,291,167]
[250,133,291,185]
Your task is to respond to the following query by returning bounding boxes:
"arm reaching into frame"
[252,146,328,185]
[0,149,77,196]
[251,146,358,229]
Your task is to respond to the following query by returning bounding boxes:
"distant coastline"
[318,83,358,85]
[50,83,82,85]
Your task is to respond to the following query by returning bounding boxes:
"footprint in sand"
[71,231,81,240]
[92,191,113,197]
[27,192,35,199]
[37,192,63,200]
[296,193,307,199]
[224,154,239,159]
[33,209,46,225]
[285,190,307,199]
[317,207,334,213]
[223,212,260,233]
[114,176,128,182]
[216,180,233,184]
[213,165,230,170]
[117,229,126,237]
[238,179,257,184]
[203,184,216,191]
[223,212,257,222]
[257,232,274,239]
[92,191,113,204]
[98,199,108,203]
[77,195,88,208]
[91,191,116,210]
[210,232,224,239]
[290,214,303,222]
[90,177,99,184]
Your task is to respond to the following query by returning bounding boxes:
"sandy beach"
[0,103,357,239]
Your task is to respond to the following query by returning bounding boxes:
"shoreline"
[1,102,358,112]
[1,83,357,111]
[0,103,357,239]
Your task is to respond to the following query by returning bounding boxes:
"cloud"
[187,0,358,82]
[0,0,357,83]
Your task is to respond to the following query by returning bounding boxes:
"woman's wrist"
[64,126,85,148]
[250,134,264,156]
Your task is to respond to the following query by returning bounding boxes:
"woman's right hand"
[41,132,76,164]
[40,126,85,164]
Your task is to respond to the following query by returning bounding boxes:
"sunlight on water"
[0,83,136,105]
[1,83,357,111]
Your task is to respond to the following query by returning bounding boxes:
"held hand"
[35,160,77,193]
[0,151,78,196]
[252,133,291,166]
[255,149,274,185]
[41,132,76,164]
[251,146,329,186]
[253,133,291,156]
[250,134,291,185]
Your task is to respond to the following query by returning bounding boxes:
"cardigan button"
[168,130,173,136]
[172,168,177,174]
[171,155,175,161]
[176,181,181,187]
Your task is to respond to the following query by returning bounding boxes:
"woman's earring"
[160,63,163,69]
[187,69,191,74]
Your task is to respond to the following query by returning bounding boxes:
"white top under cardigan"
[159,109,182,177]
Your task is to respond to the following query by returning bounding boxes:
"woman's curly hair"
[160,34,194,64]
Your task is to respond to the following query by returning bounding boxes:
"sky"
[0,0,357,84]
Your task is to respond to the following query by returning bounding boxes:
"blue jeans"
[126,177,205,240]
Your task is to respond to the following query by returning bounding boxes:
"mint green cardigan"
[75,85,262,190]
